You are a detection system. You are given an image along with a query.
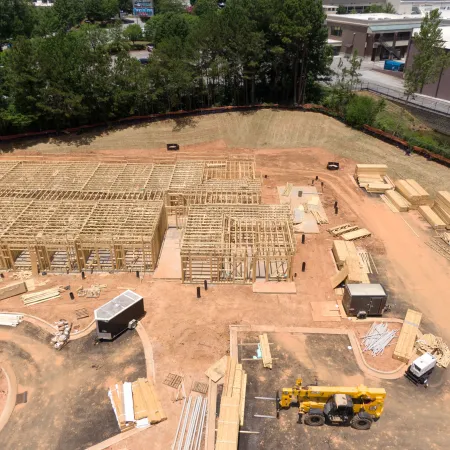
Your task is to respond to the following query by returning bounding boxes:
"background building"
[133,1,154,17]
[405,26,450,100]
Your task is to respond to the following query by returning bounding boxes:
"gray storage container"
[343,284,387,317]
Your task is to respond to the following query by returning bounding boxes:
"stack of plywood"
[354,164,392,193]
[385,190,411,212]
[331,241,369,285]
[216,357,247,449]
[418,205,446,230]
[432,191,450,230]
[395,179,430,208]
[393,309,422,363]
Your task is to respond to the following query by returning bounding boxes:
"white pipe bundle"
[0,313,24,327]
[361,323,398,356]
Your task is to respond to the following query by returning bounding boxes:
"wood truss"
[181,205,295,284]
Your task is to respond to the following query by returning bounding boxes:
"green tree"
[384,2,396,13]
[366,3,396,13]
[53,0,86,30]
[32,6,59,37]
[336,5,347,14]
[404,9,450,98]
[345,95,385,127]
[0,0,35,43]
[119,0,133,13]
[155,0,186,14]
[85,0,119,22]
[123,23,143,44]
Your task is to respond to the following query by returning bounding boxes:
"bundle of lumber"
[385,190,410,212]
[259,333,272,369]
[416,334,450,368]
[393,309,422,363]
[341,228,371,241]
[0,281,27,301]
[21,287,62,306]
[354,164,393,193]
[216,356,247,449]
[109,378,166,433]
[331,240,370,285]
[394,179,430,208]
[418,206,446,230]
[432,191,450,230]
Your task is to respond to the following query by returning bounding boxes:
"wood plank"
[341,228,371,241]
[216,396,240,450]
[205,379,218,450]
[329,265,348,288]
[239,372,247,427]
[332,240,349,267]
[0,281,27,301]
[385,190,410,212]
[205,355,228,383]
[224,358,237,396]
[252,281,296,294]
[131,380,148,420]
[138,378,167,424]
[393,309,422,363]
[259,333,272,369]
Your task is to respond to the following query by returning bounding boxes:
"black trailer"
[94,290,145,341]
[343,284,387,317]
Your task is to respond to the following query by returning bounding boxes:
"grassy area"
[362,93,450,159]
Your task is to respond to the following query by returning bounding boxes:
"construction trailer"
[0,199,167,272]
[343,284,387,317]
[180,204,295,284]
[94,290,144,340]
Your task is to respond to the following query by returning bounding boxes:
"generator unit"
[343,284,387,317]
[94,290,144,341]
[405,353,436,387]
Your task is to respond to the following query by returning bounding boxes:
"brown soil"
[0,369,7,418]
[0,112,449,449]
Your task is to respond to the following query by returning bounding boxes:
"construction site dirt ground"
[0,110,449,449]
[0,322,146,450]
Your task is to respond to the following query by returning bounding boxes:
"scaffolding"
[0,199,167,272]
[181,205,295,284]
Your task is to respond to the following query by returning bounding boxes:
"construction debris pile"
[0,313,23,327]
[108,378,166,433]
[77,284,107,298]
[172,395,208,450]
[354,164,394,193]
[50,319,71,350]
[416,334,450,368]
[361,323,398,357]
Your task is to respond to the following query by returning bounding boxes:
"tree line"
[0,0,332,135]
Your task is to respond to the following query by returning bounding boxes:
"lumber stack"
[385,190,410,212]
[21,287,62,306]
[332,240,349,268]
[0,281,27,301]
[354,164,392,193]
[393,309,422,363]
[216,356,247,450]
[341,228,371,241]
[259,333,272,369]
[109,378,166,432]
[418,206,446,230]
[432,191,450,230]
[394,179,430,208]
[331,241,370,286]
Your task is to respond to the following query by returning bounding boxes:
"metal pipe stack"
[361,323,398,357]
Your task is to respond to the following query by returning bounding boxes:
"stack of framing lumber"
[331,240,370,285]
[418,206,446,230]
[332,241,349,268]
[109,378,166,433]
[385,190,410,212]
[328,223,358,236]
[432,191,450,230]
[216,357,247,449]
[393,309,422,363]
[0,281,27,301]
[395,179,430,208]
[259,333,273,369]
[21,287,61,306]
[354,164,392,193]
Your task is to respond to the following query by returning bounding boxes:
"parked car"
[139,58,149,65]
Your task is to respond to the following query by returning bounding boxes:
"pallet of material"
[135,378,167,424]
[328,223,358,236]
[21,287,61,306]
[418,205,446,230]
[433,191,450,229]
[385,190,410,212]
[259,333,273,369]
[365,182,392,193]
[355,164,388,177]
[0,281,27,301]
[332,241,349,268]
[395,179,430,207]
[341,228,371,241]
[393,309,422,363]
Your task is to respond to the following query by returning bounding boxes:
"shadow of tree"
[172,116,198,132]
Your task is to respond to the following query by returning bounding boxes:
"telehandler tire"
[351,416,372,430]
[304,413,325,427]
